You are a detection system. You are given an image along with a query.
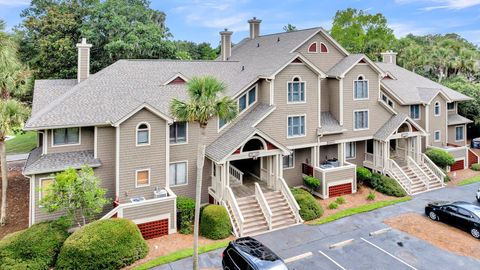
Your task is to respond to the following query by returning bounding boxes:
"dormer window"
[320,42,328,53]
[238,86,257,113]
[434,101,441,116]
[308,42,317,53]
[287,77,305,103]
[354,75,368,100]
[136,122,150,146]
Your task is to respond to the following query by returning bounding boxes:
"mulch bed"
[0,161,29,239]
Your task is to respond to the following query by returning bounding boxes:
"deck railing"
[277,177,302,223]
[301,163,314,176]
[387,159,411,194]
[421,153,445,185]
[229,164,244,186]
[407,156,430,190]
[255,183,272,230]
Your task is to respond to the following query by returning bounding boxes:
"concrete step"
[243,224,269,236]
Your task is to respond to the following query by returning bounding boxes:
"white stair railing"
[229,164,244,186]
[277,177,302,223]
[388,159,411,194]
[407,156,430,190]
[421,154,445,185]
[224,186,244,237]
[255,183,272,230]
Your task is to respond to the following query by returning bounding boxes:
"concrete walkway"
[6,153,29,162]
[152,183,480,270]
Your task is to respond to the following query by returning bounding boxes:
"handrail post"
[255,183,272,230]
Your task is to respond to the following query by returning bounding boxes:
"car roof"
[452,201,480,212]
[230,237,285,268]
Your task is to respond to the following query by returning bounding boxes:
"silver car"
[477,187,480,203]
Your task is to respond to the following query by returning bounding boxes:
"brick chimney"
[220,29,233,61]
[248,17,261,39]
[76,38,92,83]
[381,50,397,65]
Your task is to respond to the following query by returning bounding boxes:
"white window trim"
[353,109,369,131]
[353,75,369,101]
[447,102,456,111]
[307,42,318,53]
[319,42,329,53]
[287,76,307,104]
[345,142,356,159]
[169,161,189,187]
[135,168,151,188]
[170,122,188,146]
[434,130,441,142]
[410,104,421,120]
[39,177,54,207]
[136,122,151,146]
[380,92,394,108]
[283,152,295,169]
[455,125,465,142]
[51,128,82,147]
[434,101,441,117]
[287,114,307,138]
[218,84,258,132]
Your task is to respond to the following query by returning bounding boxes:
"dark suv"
[222,237,288,270]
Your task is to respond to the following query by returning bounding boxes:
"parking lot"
[154,183,480,270]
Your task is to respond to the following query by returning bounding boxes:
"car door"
[227,249,254,270]
[456,207,475,231]
[440,205,458,224]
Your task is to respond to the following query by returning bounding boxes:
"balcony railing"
[302,163,314,176]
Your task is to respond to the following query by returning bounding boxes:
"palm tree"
[0,19,31,225]
[170,76,237,270]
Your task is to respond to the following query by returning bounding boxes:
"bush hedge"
[291,188,323,221]
[471,163,480,171]
[364,173,407,197]
[177,196,195,234]
[0,221,69,270]
[356,167,372,184]
[200,205,231,240]
[425,149,455,168]
[56,218,148,270]
[328,202,338,209]
[303,176,321,193]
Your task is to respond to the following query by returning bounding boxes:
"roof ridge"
[119,59,241,63]
[256,26,323,38]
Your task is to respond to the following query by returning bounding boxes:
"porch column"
[383,141,389,170]
[225,161,230,187]
[220,164,226,200]
[416,135,422,160]
[338,143,345,166]
[312,146,318,167]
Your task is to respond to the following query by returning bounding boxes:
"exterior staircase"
[264,191,297,230]
[234,196,269,236]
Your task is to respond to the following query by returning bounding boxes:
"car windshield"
[473,210,480,218]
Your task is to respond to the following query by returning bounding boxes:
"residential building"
[23,19,476,238]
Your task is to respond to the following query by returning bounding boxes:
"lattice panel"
[137,219,169,240]
[451,160,464,171]
[329,183,352,197]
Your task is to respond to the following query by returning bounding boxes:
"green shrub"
[364,173,407,197]
[290,188,323,221]
[328,202,338,209]
[367,191,376,201]
[441,169,450,182]
[356,167,372,184]
[471,163,480,171]
[425,149,455,168]
[177,196,195,234]
[200,205,231,240]
[56,218,148,270]
[303,176,321,193]
[335,197,346,204]
[0,221,69,270]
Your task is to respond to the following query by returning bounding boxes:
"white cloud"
[0,0,29,6]
[395,0,480,10]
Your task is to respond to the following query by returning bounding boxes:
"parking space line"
[318,250,347,270]
[284,252,312,264]
[360,237,417,270]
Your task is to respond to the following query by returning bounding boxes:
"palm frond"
[0,98,30,137]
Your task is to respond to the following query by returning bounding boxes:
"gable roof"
[327,54,384,78]
[377,63,472,105]
[374,112,426,141]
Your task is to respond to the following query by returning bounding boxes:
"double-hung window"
[434,102,440,116]
[455,126,464,141]
[410,105,420,120]
[287,77,305,103]
[39,178,54,201]
[354,76,368,99]
[170,162,187,186]
[136,123,150,145]
[170,122,187,144]
[53,128,80,146]
[447,102,455,110]
[345,142,356,159]
[136,169,150,187]
[287,115,305,137]
[434,131,441,142]
[354,110,369,130]
[283,153,294,168]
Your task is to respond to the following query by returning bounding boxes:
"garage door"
[451,160,464,171]
[137,219,169,240]
[329,183,352,197]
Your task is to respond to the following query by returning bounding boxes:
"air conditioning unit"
[154,188,168,198]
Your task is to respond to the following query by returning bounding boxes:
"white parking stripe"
[284,252,312,263]
[318,250,347,270]
[360,237,417,270]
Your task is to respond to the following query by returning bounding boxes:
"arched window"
[287,76,305,103]
[434,101,440,116]
[320,43,328,53]
[354,75,368,100]
[308,42,317,53]
[136,122,150,145]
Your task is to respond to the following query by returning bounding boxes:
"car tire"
[471,228,480,239]
[428,211,438,221]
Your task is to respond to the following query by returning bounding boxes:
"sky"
[1,0,480,47]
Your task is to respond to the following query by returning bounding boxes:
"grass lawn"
[6,132,37,155]
[457,175,480,186]
[132,240,230,270]
[308,197,412,225]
